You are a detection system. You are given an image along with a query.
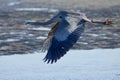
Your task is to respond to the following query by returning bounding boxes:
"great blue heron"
[25,11,112,64]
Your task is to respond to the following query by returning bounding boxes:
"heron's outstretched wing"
[41,21,61,52]
[43,19,86,64]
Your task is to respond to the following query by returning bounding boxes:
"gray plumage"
[25,10,112,64]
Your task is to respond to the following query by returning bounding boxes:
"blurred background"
[0,0,120,55]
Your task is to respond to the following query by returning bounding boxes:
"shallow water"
[0,49,120,80]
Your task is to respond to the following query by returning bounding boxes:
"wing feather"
[43,19,86,63]
[41,21,61,52]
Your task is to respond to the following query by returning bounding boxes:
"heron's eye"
[59,16,62,18]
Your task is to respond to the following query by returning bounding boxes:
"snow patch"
[0,38,20,43]
[0,33,7,35]
[8,2,21,6]
[88,33,99,37]
[15,8,59,13]
[36,36,46,39]
[28,27,50,31]
[0,49,120,80]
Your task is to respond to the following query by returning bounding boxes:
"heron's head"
[52,11,68,21]
[55,11,82,20]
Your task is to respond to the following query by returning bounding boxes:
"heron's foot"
[104,19,112,25]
